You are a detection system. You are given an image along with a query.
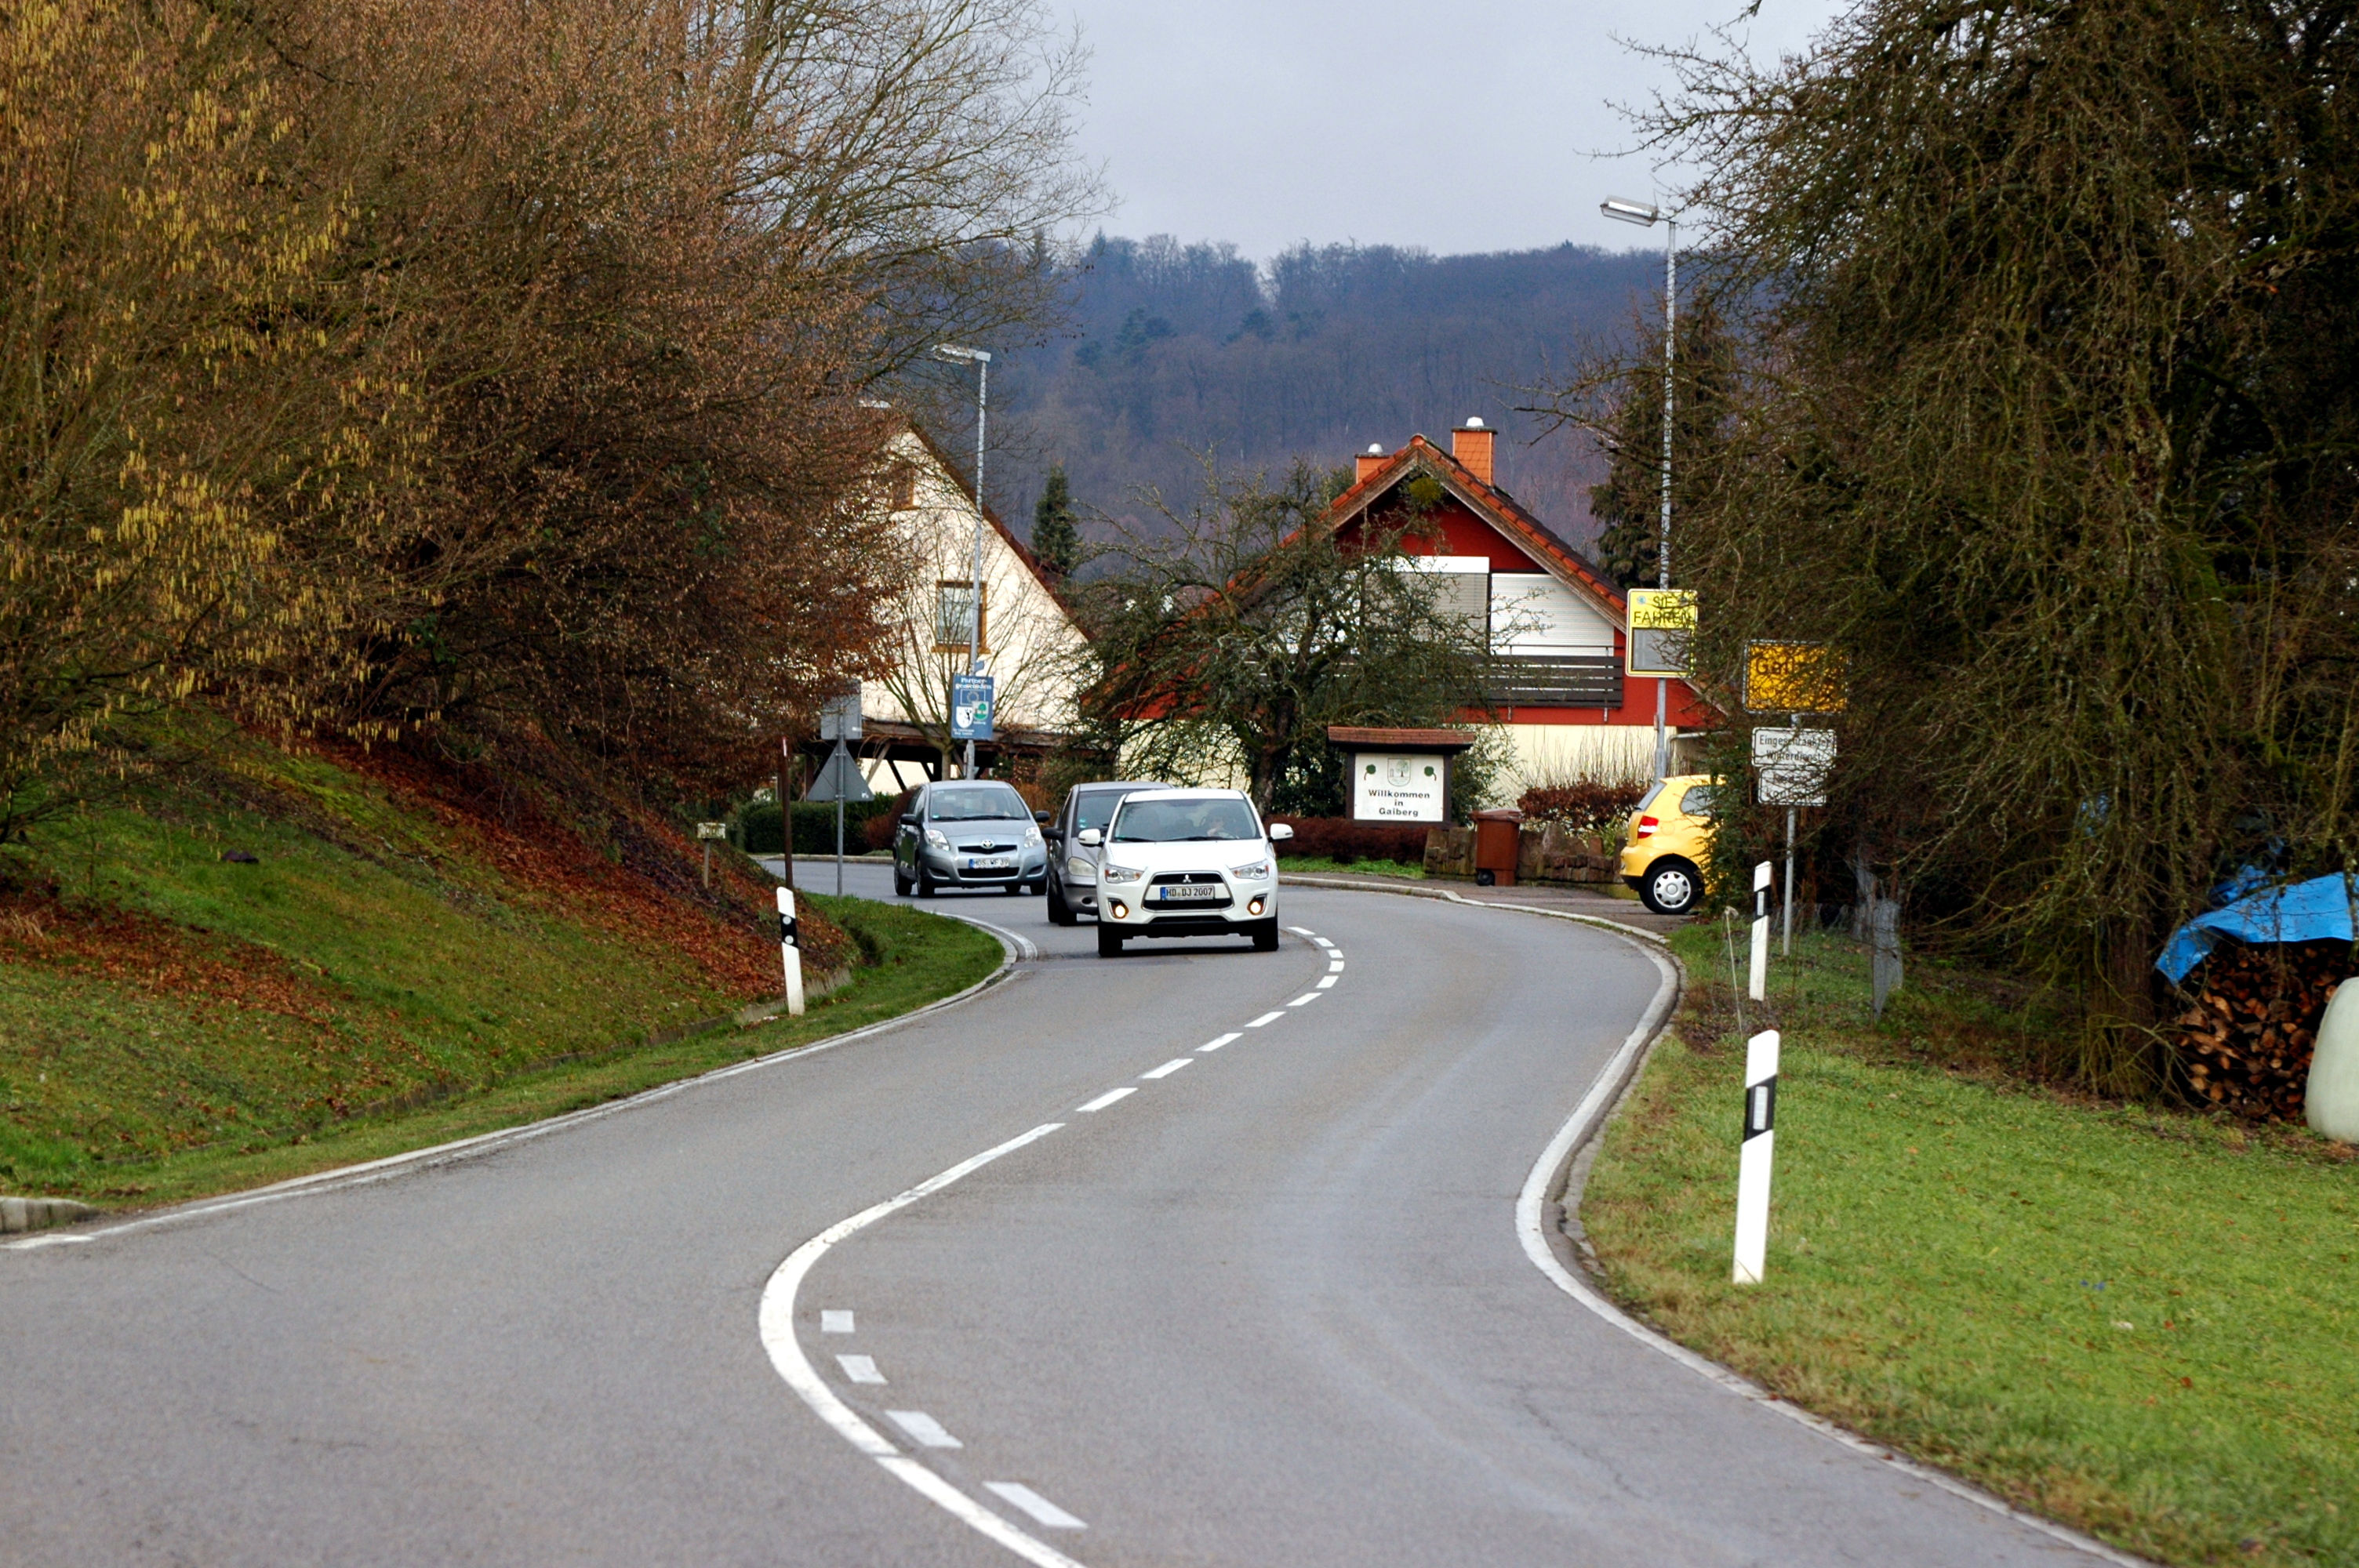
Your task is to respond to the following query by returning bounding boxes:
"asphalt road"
[0,868,2111,1566]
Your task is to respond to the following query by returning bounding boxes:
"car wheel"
[1250,919,1280,953]
[915,867,937,898]
[1047,883,1076,926]
[1096,922,1125,957]
[1640,858,1701,916]
[893,864,911,898]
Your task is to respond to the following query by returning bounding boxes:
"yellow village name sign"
[1743,641,1848,714]
[1625,588,1696,677]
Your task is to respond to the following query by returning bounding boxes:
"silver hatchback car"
[891,780,1049,896]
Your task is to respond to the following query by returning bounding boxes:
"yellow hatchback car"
[1619,774,1718,916]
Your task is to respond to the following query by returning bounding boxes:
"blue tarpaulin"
[2155,873,2359,984]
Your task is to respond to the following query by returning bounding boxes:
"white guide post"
[1749,860,1771,1003]
[1732,1028,1780,1284]
[777,887,806,1017]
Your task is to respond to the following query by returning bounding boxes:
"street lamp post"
[1600,195,1676,780]
[934,343,992,779]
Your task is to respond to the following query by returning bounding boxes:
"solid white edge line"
[1197,1033,1241,1053]
[1077,1087,1136,1112]
[1245,1011,1285,1027]
[8,911,1032,1254]
[1514,933,2153,1567]
[1138,1059,1191,1080]
[985,1482,1087,1530]
[758,1122,1084,1568]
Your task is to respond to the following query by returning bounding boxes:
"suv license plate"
[964,855,1016,871]
[1154,884,1221,902]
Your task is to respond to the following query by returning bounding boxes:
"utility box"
[1474,807,1524,887]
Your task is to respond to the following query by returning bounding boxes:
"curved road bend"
[1,869,2099,1566]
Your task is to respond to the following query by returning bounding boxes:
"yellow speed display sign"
[1626,588,1696,677]
[1743,641,1847,713]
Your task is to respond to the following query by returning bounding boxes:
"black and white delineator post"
[776,887,805,1017]
[1748,860,1771,1001]
[1732,1027,1780,1284]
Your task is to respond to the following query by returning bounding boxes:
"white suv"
[1081,788,1294,956]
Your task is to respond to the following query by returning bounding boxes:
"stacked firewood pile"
[2168,938,2351,1120]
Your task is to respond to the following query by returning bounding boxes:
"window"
[888,461,918,511]
[929,783,1029,822]
[1680,785,1717,819]
[936,582,986,651]
[1405,556,1490,638]
[1110,797,1262,843]
[1072,786,1161,834]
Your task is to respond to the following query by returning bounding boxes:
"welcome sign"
[1351,753,1446,822]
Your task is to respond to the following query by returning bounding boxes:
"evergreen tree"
[1030,463,1081,581]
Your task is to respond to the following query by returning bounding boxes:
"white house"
[850,422,1089,792]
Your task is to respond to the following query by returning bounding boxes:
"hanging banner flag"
[950,673,995,742]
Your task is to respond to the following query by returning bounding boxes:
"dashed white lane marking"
[987,1483,1087,1530]
[758,1123,1085,1568]
[1197,1033,1241,1053]
[1077,1087,1136,1112]
[1312,936,1333,948]
[1287,992,1321,1007]
[1245,1011,1285,1027]
[1316,975,1338,989]
[1286,926,1317,937]
[1139,1058,1192,1080]
[821,1310,855,1334]
[1329,959,1345,971]
[838,1355,886,1385]
[887,1410,964,1449]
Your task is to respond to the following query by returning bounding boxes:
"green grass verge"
[1584,926,2359,1566]
[0,720,999,1210]
[1280,856,1427,879]
[3,893,998,1212]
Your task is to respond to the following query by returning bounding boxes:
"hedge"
[1267,816,1430,865]
[736,798,904,856]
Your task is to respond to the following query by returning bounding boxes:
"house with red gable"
[1328,419,1714,793]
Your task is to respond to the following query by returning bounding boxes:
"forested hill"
[987,236,1660,550]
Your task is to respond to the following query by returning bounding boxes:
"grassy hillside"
[0,716,992,1208]
[1584,927,2358,1566]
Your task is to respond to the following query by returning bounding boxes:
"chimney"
[1452,418,1496,485]
[1354,442,1389,484]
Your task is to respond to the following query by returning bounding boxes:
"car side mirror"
[1268,822,1294,841]
[1077,828,1102,848]
[901,815,917,826]
[1034,809,1050,824]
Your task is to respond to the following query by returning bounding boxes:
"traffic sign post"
[696,820,726,888]
[1627,589,1696,780]
[803,739,872,895]
[1754,724,1838,956]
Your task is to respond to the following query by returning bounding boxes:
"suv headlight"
[1230,858,1270,880]
[925,828,949,851]
[1100,863,1143,884]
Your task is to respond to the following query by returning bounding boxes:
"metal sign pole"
[834,742,847,896]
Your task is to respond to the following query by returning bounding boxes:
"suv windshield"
[929,784,1029,822]
[1073,787,1155,834]
[1110,797,1261,844]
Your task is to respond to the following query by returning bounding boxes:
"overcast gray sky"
[1056,0,1844,261]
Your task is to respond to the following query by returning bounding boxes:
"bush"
[1518,779,1648,834]
[1267,816,1430,864]
[736,798,902,856]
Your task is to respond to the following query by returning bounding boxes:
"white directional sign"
[1753,727,1836,807]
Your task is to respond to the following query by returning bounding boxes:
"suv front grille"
[1149,872,1224,885]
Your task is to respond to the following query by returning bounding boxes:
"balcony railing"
[1485,654,1624,710]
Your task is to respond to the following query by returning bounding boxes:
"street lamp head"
[933,343,991,364]
[1600,196,1664,227]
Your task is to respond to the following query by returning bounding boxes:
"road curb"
[2,903,1024,1253]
